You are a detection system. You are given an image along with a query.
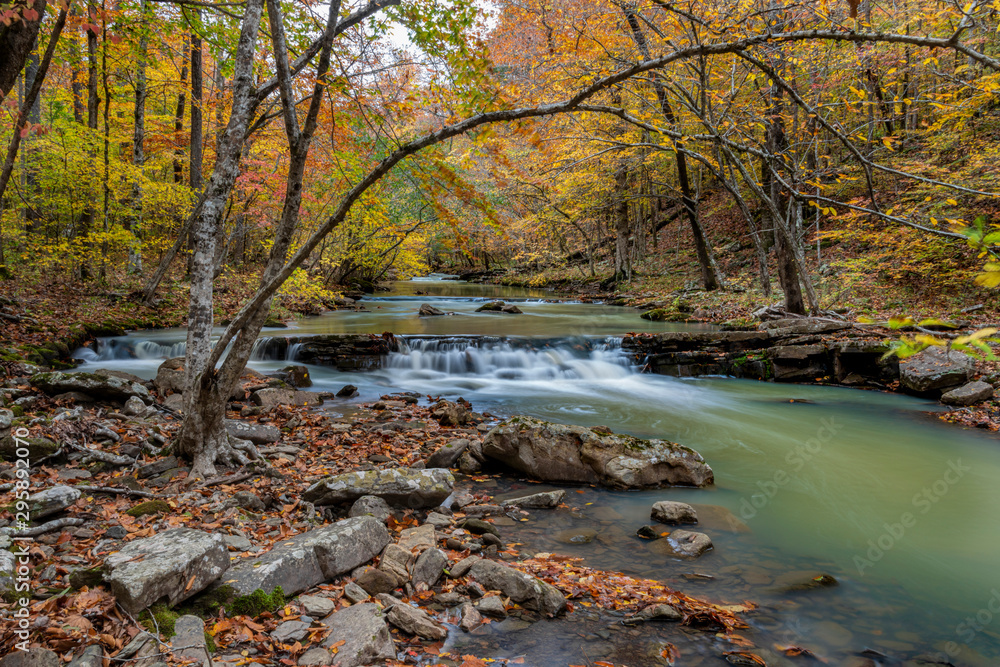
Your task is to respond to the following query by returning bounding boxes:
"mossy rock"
[69,566,105,590]
[139,603,180,637]
[126,500,171,517]
[84,322,127,337]
[720,317,758,331]
[0,435,58,460]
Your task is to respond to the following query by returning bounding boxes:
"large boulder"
[900,347,974,394]
[468,559,566,617]
[941,381,994,406]
[103,528,229,614]
[303,467,454,508]
[31,371,150,403]
[318,603,396,667]
[483,417,713,488]
[215,516,389,597]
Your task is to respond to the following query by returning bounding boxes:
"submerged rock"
[900,347,973,394]
[304,467,454,508]
[476,301,522,314]
[651,529,713,559]
[941,380,994,406]
[650,500,698,525]
[483,417,714,488]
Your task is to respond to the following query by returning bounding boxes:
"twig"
[74,485,162,498]
[1,517,86,536]
[66,442,134,466]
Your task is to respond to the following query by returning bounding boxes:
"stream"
[73,277,1000,665]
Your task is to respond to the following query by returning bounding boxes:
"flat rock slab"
[0,648,60,667]
[941,381,994,406]
[251,388,323,408]
[468,559,566,617]
[318,603,395,667]
[483,417,713,488]
[215,516,389,597]
[28,485,82,520]
[397,524,436,551]
[503,490,565,509]
[103,528,229,614]
[31,371,151,403]
[377,594,447,640]
[303,467,454,508]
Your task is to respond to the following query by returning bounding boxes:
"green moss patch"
[229,586,286,617]
[140,603,180,637]
[125,500,171,517]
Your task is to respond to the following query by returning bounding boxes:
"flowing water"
[73,279,1000,665]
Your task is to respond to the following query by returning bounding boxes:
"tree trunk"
[0,0,48,97]
[126,0,148,274]
[23,51,41,233]
[190,14,203,192]
[173,36,189,184]
[613,167,631,283]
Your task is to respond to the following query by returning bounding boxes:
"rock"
[299,594,336,617]
[250,388,323,408]
[425,438,470,468]
[476,301,522,314]
[900,347,974,394]
[459,518,498,536]
[216,516,389,597]
[376,594,447,640]
[27,485,82,520]
[448,556,480,578]
[229,490,265,512]
[397,524,437,551]
[318,603,395,667]
[272,620,311,643]
[0,547,15,595]
[223,535,254,552]
[483,417,714,488]
[0,435,59,460]
[343,582,370,603]
[224,420,280,445]
[941,381,994,406]
[297,648,332,667]
[554,528,596,544]
[66,645,103,667]
[163,393,184,412]
[419,303,446,316]
[280,365,312,388]
[348,495,392,522]
[651,500,698,525]
[355,567,399,595]
[425,512,452,529]
[468,559,566,616]
[154,358,186,395]
[103,528,229,614]
[304,467,454,508]
[458,451,481,474]
[137,456,178,479]
[431,400,470,426]
[651,529,713,559]
[625,603,682,624]
[474,595,507,619]
[459,602,484,631]
[0,648,60,667]
[123,396,148,417]
[172,615,210,667]
[31,371,151,403]
[412,548,448,588]
[503,490,565,509]
[336,384,359,398]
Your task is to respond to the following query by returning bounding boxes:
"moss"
[10,406,23,418]
[204,632,217,652]
[126,500,171,517]
[140,603,180,637]
[640,309,691,322]
[229,586,286,617]
[69,566,105,590]
[181,585,238,617]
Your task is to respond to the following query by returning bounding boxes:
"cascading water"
[386,336,634,381]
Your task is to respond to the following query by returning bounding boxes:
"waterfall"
[80,337,188,362]
[387,336,634,380]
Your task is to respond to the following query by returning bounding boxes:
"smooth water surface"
[73,279,1000,664]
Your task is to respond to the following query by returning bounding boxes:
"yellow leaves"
[974,264,1000,288]
[881,136,896,151]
